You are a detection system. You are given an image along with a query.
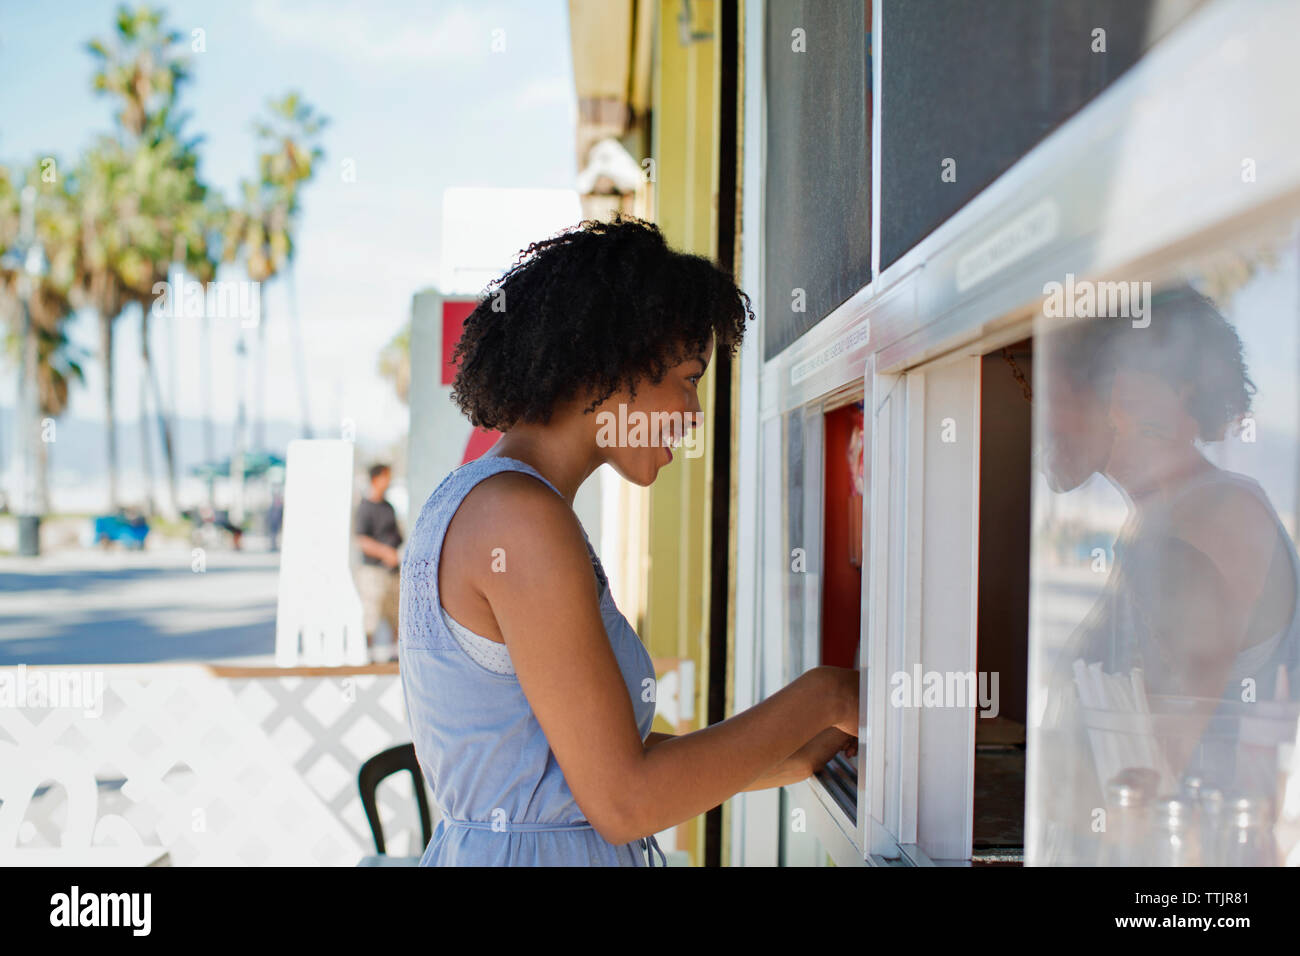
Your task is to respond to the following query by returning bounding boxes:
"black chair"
[359,743,433,855]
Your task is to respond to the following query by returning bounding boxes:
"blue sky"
[0,0,579,456]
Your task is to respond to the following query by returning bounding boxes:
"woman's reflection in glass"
[1038,285,1300,831]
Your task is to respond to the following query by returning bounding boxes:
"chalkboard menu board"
[879,0,1185,271]
[763,0,871,361]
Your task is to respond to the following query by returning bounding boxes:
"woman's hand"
[816,665,861,737]
[793,727,858,777]
[763,667,860,787]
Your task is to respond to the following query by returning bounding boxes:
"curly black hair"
[1047,283,1256,441]
[449,215,753,430]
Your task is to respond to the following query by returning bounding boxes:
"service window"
[760,389,868,860]
[864,336,1036,864]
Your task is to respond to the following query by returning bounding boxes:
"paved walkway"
[0,547,280,666]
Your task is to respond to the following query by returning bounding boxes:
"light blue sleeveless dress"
[398,455,667,866]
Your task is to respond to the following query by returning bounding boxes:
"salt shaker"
[1102,768,1159,866]
[1179,775,1206,803]
[1148,795,1199,866]
[1217,795,1278,867]
[1198,787,1225,867]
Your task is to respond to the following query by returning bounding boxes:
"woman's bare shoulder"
[1168,478,1282,601]
[443,471,589,584]
[456,470,573,530]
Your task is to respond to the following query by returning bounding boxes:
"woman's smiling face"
[591,337,714,486]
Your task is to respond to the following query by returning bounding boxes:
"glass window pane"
[1028,227,1300,865]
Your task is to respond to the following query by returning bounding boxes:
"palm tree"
[0,166,25,514]
[6,289,87,515]
[124,125,214,517]
[222,177,284,476]
[71,139,132,511]
[87,5,189,142]
[85,4,192,512]
[195,192,228,507]
[0,159,84,516]
[246,92,327,446]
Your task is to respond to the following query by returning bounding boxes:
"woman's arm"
[1149,538,1248,779]
[741,728,857,791]
[647,728,856,790]
[465,474,858,846]
[607,674,853,840]
[1152,486,1281,778]
[357,534,399,566]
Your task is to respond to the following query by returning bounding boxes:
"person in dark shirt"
[266,491,284,552]
[355,463,403,658]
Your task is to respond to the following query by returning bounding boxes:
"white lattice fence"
[0,663,423,865]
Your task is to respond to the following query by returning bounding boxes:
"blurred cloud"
[250,0,494,67]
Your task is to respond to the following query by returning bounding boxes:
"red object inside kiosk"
[821,403,864,669]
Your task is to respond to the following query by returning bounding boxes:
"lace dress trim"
[440,604,515,675]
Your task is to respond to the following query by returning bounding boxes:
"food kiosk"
[729,0,1300,866]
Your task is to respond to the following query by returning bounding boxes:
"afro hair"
[449,214,753,430]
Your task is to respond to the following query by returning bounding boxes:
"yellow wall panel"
[642,0,722,868]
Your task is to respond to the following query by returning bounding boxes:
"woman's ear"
[1174,382,1203,441]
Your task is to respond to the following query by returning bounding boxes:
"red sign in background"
[441,298,501,465]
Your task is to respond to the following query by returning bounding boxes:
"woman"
[399,216,860,866]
